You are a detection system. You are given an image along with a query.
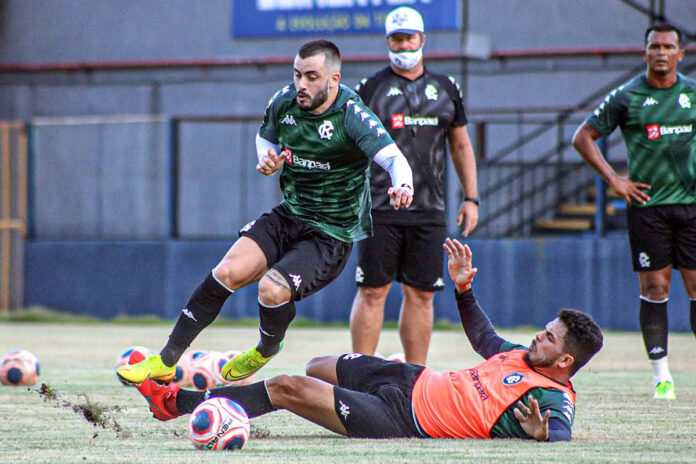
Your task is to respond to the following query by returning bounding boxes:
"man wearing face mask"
[351,7,479,365]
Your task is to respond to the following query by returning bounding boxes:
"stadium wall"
[24,237,693,332]
[4,1,696,330]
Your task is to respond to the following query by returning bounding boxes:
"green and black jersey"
[586,73,696,207]
[259,84,395,242]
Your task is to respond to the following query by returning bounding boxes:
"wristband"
[464,197,480,206]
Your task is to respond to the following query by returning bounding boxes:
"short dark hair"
[645,22,683,47]
[298,39,341,72]
[558,309,603,376]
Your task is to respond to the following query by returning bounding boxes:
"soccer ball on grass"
[0,349,40,386]
[188,397,250,450]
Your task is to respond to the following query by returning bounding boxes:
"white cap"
[384,6,424,37]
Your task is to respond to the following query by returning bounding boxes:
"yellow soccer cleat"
[116,354,176,385]
[221,343,282,381]
[653,380,676,400]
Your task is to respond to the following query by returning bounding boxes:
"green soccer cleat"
[116,354,176,385]
[653,380,676,400]
[221,342,282,381]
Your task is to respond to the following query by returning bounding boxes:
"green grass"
[1,323,695,463]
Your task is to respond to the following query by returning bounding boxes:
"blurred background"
[1,0,695,330]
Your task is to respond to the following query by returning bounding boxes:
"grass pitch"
[1,322,695,463]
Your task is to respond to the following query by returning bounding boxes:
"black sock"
[690,300,696,337]
[177,381,276,418]
[257,300,296,357]
[160,272,232,366]
[639,298,669,360]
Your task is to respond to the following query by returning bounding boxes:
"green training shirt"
[489,342,575,439]
[259,84,395,242]
[586,73,696,207]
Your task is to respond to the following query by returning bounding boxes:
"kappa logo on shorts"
[338,400,350,419]
[240,220,256,233]
[289,273,302,291]
[502,372,524,386]
[638,252,651,268]
[343,353,363,361]
[433,277,445,288]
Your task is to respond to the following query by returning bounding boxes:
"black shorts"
[356,223,446,291]
[239,205,353,301]
[333,353,427,438]
[627,204,696,271]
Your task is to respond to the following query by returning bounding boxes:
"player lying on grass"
[129,238,603,442]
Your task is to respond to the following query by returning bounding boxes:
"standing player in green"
[573,23,696,400]
[117,40,414,385]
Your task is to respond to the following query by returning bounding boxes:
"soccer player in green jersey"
[573,23,696,400]
[117,40,414,386]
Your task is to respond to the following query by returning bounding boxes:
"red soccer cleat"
[128,351,182,421]
[135,379,182,421]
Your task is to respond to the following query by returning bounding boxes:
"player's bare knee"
[641,283,669,301]
[266,374,304,404]
[258,270,292,306]
[305,355,337,378]
[212,261,244,290]
[360,285,390,304]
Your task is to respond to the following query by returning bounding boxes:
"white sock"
[650,357,673,388]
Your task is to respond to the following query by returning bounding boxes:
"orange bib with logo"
[412,349,576,438]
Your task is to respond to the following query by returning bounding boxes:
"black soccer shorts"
[239,204,352,301]
[627,204,696,271]
[355,223,447,291]
[332,353,427,438]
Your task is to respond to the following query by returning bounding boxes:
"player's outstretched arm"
[443,238,477,292]
[513,394,550,441]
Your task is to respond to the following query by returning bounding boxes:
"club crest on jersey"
[318,120,334,140]
[679,93,691,109]
[425,84,438,101]
[502,372,525,386]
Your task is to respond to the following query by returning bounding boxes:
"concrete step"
[558,202,616,216]
[536,218,593,231]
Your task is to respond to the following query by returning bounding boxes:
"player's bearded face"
[296,78,330,112]
[524,319,567,369]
